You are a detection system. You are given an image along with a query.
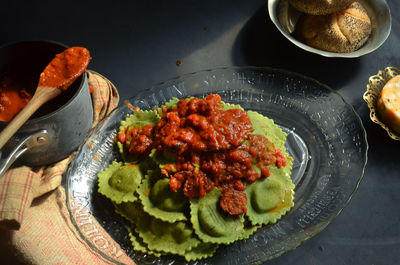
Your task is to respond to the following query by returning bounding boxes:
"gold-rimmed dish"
[364,66,400,140]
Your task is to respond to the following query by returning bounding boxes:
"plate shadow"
[232,4,361,91]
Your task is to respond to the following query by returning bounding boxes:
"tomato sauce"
[0,47,90,122]
[38,47,91,90]
[119,94,287,216]
[0,78,32,122]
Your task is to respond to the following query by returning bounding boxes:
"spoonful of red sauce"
[0,46,91,149]
[38,47,91,90]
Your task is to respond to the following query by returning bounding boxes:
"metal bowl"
[268,0,392,58]
[0,40,94,171]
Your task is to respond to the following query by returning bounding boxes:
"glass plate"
[66,66,368,265]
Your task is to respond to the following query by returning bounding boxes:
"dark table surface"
[1,0,400,264]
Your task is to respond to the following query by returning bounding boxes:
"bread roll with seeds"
[298,1,372,53]
[289,0,355,15]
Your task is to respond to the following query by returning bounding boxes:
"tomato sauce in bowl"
[0,78,32,122]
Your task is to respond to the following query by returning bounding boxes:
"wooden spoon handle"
[0,86,61,149]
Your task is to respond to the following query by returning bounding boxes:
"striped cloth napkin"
[0,71,136,264]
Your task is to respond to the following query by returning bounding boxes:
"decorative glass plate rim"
[65,66,368,265]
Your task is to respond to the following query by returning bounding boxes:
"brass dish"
[363,66,400,140]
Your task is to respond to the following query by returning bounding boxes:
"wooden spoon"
[0,47,91,149]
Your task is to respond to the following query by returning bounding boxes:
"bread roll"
[377,75,400,134]
[297,1,372,53]
[289,0,355,15]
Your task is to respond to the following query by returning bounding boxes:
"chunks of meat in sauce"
[119,94,287,216]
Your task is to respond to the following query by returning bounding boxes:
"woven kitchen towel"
[0,70,119,230]
[0,185,136,265]
[0,70,136,265]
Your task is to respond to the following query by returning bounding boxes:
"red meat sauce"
[118,94,287,216]
[0,78,32,122]
[39,47,91,90]
[0,47,91,122]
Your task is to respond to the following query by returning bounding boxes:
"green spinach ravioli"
[97,94,295,261]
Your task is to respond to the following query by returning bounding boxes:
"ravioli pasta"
[97,94,295,261]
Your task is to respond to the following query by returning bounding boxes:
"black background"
[1,0,400,264]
